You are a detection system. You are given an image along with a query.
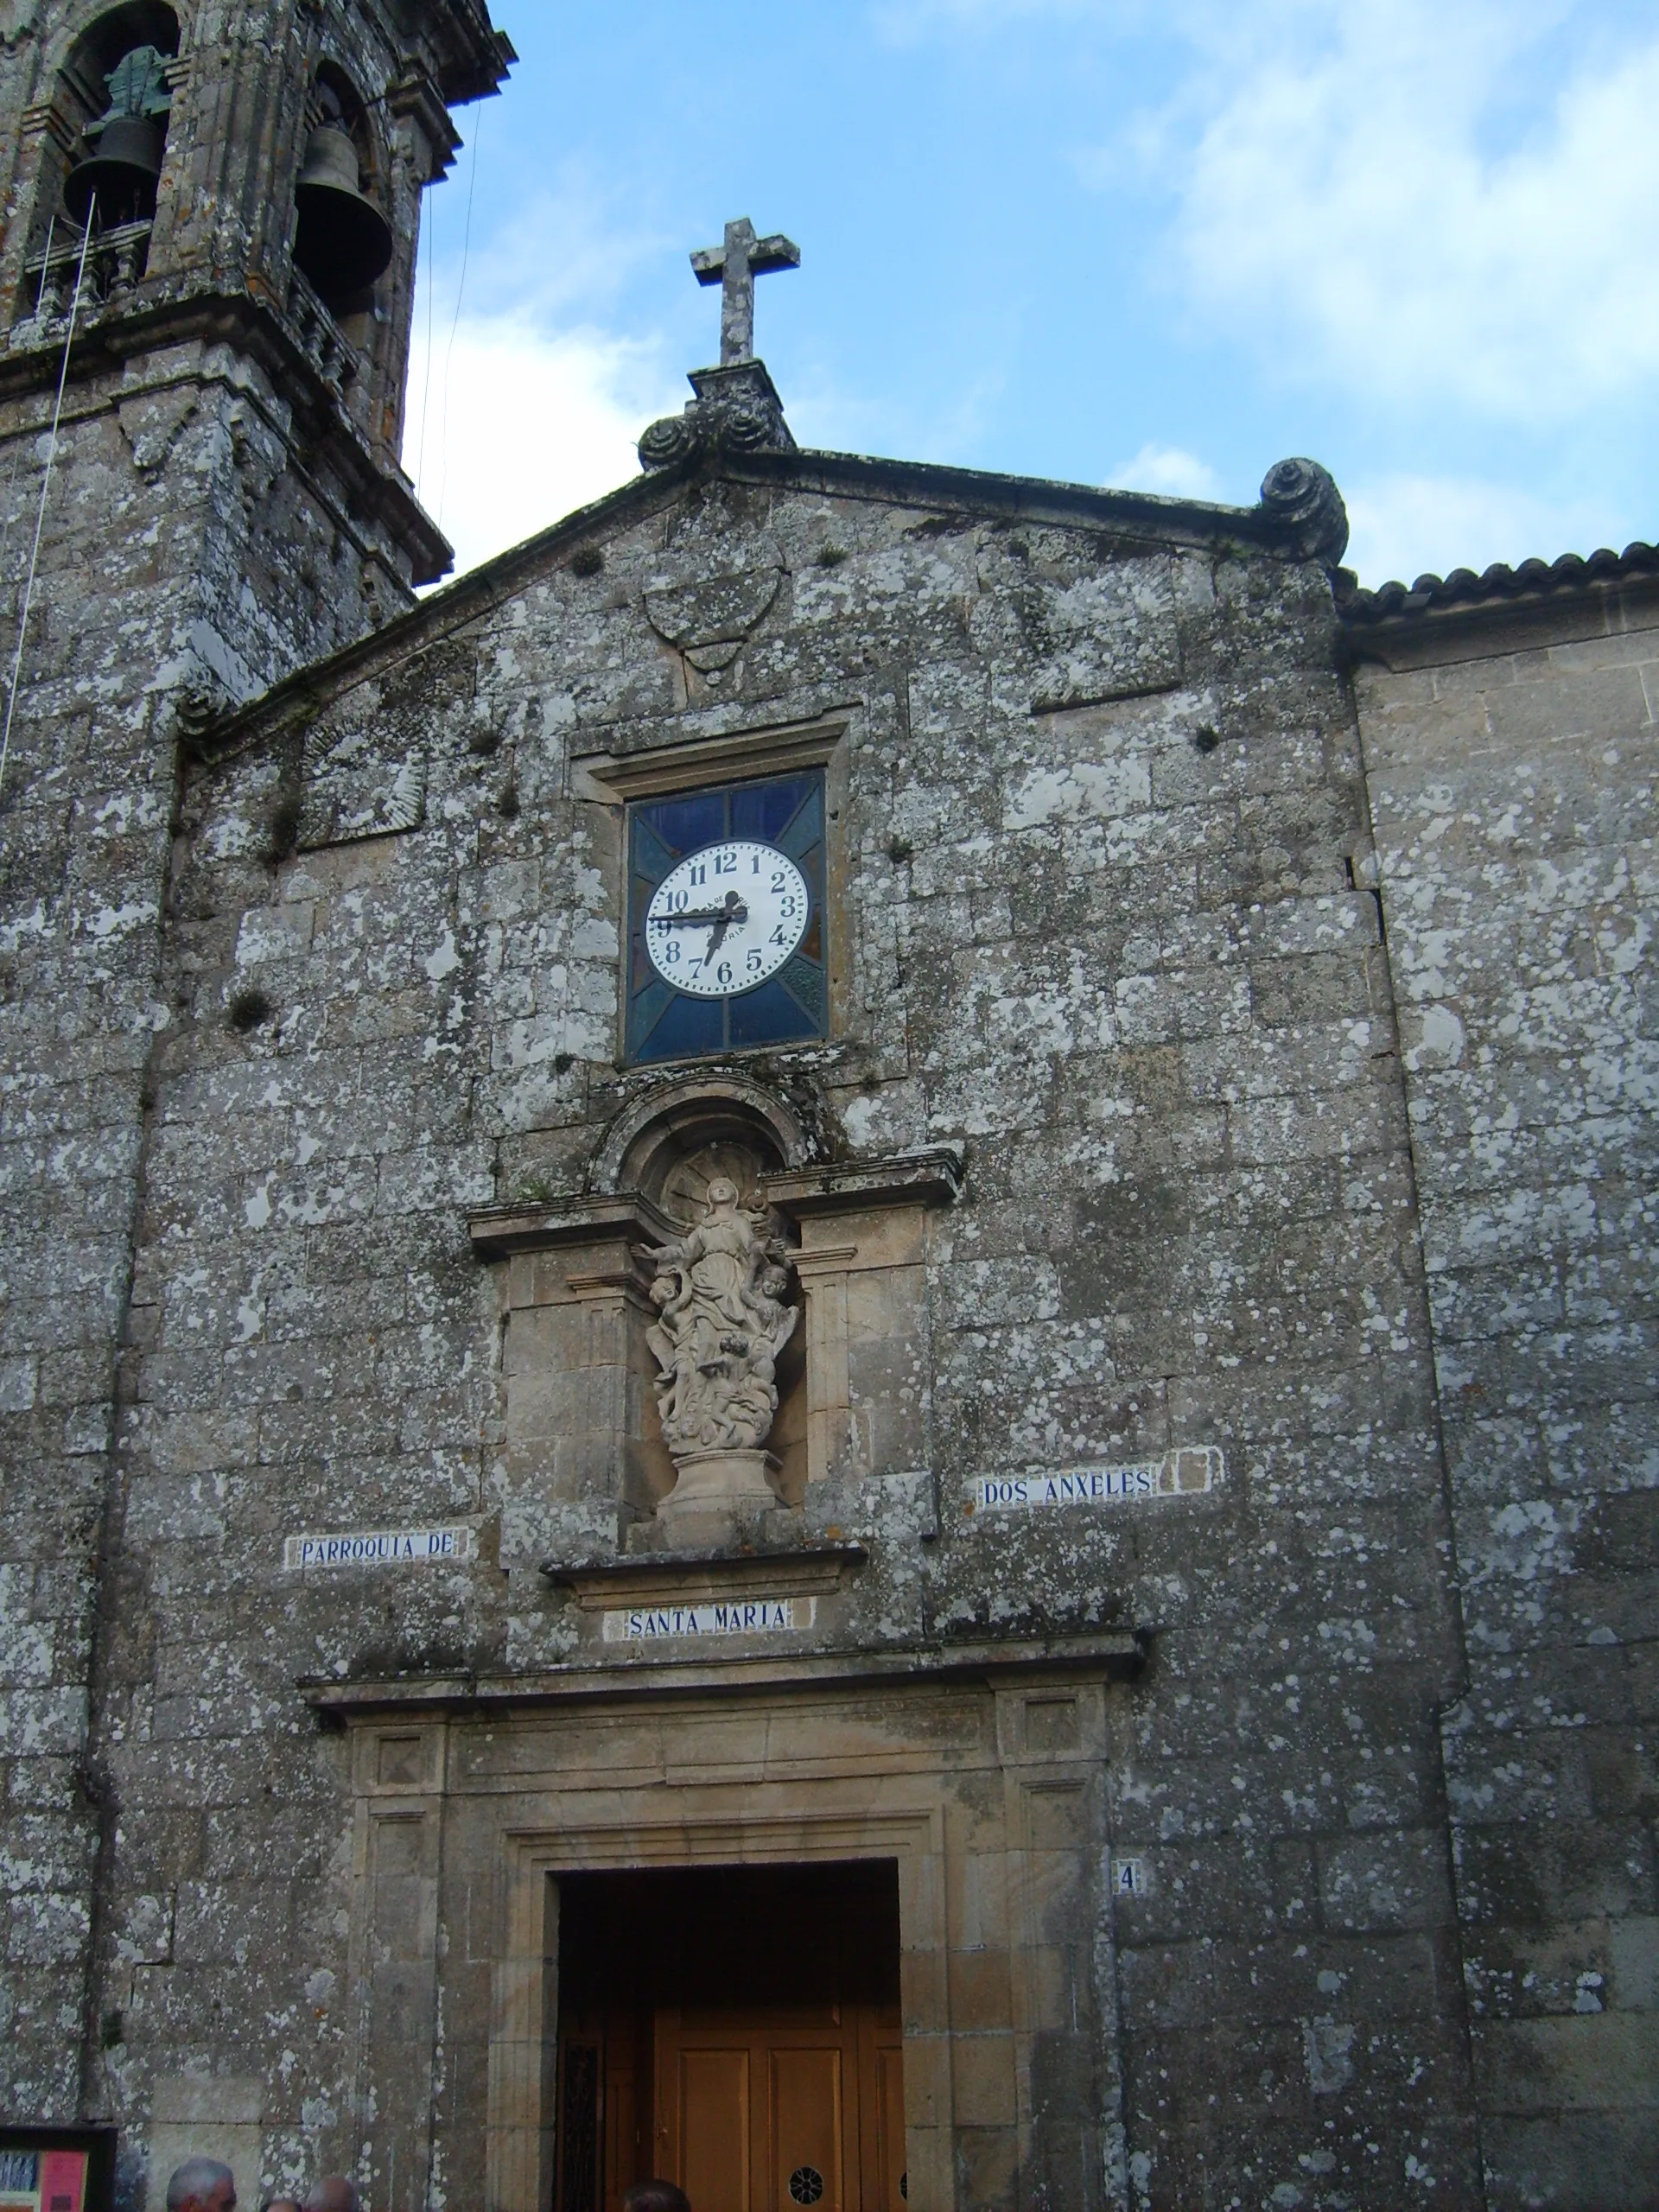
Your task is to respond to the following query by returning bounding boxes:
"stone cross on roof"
[690,217,800,366]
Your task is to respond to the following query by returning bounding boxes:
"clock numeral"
[639,835,814,1001]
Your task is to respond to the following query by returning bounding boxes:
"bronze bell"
[63,113,164,228]
[293,124,394,302]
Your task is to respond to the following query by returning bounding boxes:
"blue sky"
[403,0,1659,588]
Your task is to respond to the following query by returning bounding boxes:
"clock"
[645,841,810,997]
[626,770,828,1063]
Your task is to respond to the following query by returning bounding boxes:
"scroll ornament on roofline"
[645,1178,798,1459]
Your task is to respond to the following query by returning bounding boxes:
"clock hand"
[703,888,747,962]
[651,899,749,926]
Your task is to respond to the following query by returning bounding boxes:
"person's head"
[622,2184,690,2212]
[166,2160,235,2212]
[302,2183,359,2212]
[262,2199,302,2212]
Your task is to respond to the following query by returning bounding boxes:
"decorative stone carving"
[637,359,797,474]
[1259,456,1351,570]
[299,716,427,847]
[642,565,784,673]
[645,1176,798,1519]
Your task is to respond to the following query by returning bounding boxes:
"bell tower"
[0,0,512,2133]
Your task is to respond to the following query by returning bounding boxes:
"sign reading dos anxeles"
[283,1526,476,1571]
[967,1446,1224,1515]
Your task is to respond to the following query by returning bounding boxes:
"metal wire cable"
[414,172,437,491]
[435,99,484,530]
[0,208,95,806]
[0,218,57,613]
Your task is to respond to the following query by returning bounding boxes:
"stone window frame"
[569,711,855,1065]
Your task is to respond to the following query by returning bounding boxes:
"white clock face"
[645,839,810,999]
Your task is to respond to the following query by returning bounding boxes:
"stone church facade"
[0,8,1654,2212]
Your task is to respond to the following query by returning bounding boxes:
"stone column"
[768,1147,963,1491]
[471,1195,679,1549]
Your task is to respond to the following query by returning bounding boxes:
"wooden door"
[655,2005,902,2212]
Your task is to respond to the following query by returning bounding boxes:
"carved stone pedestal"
[658,1446,781,1526]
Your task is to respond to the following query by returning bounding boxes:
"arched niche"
[598,1074,815,1205]
[608,1082,813,1510]
[470,1088,959,1557]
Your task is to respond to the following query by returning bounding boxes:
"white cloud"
[403,315,683,581]
[1107,442,1221,499]
[1135,0,1659,421]
[1342,472,1624,588]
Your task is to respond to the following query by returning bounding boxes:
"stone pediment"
[188,452,1332,785]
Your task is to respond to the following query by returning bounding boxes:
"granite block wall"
[1356,578,1659,2210]
[97,467,1483,2208]
[0,338,399,2120]
[0,0,505,2125]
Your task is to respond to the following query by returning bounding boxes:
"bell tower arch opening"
[19,3,180,306]
[293,63,395,326]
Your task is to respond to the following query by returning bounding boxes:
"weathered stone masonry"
[1,7,1656,2210]
[82,453,1474,2212]
[1349,557,1659,2210]
[0,0,512,2140]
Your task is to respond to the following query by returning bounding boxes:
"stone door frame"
[487,1807,940,2212]
[329,1657,1131,2212]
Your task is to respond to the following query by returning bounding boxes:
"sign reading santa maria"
[967,1446,1224,1515]
[604,1596,816,1642]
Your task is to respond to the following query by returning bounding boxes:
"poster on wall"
[0,2130,116,2212]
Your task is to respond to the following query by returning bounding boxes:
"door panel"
[874,2046,906,2212]
[772,2046,843,2212]
[655,2006,900,2212]
[680,2047,751,2212]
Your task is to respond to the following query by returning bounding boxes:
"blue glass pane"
[632,818,677,883]
[629,875,660,991]
[732,774,812,842]
[647,792,725,857]
[637,990,722,1062]
[628,976,675,1052]
[731,977,817,1047]
[779,956,826,1026]
[627,769,829,1064]
[775,783,823,858]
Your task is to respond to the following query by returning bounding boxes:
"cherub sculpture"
[645,1178,798,1458]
